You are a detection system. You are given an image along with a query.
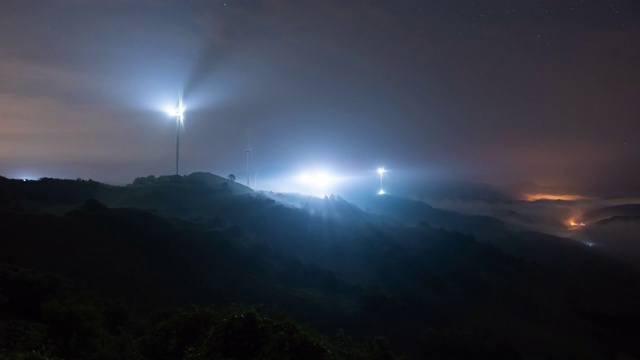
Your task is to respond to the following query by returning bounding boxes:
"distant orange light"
[524,193,585,201]
[567,219,586,228]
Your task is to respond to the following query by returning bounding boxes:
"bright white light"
[15,174,38,181]
[377,167,387,174]
[298,171,335,188]
[165,105,185,118]
[315,172,332,187]
[295,170,340,196]
[378,189,385,195]
[298,173,312,183]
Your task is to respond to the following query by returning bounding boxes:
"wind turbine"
[246,150,251,187]
[166,95,185,175]
[245,127,253,187]
[377,167,387,195]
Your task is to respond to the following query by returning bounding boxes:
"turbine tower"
[166,95,185,175]
[246,150,251,187]
[245,128,253,188]
[377,167,387,195]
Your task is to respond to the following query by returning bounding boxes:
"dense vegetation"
[1,173,640,359]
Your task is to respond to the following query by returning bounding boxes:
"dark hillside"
[2,175,640,359]
[582,204,640,223]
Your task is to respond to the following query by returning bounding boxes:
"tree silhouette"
[227,174,236,182]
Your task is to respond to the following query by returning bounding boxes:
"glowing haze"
[0,1,639,199]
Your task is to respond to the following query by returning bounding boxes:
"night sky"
[1,0,639,199]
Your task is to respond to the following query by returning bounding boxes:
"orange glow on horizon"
[523,193,586,202]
